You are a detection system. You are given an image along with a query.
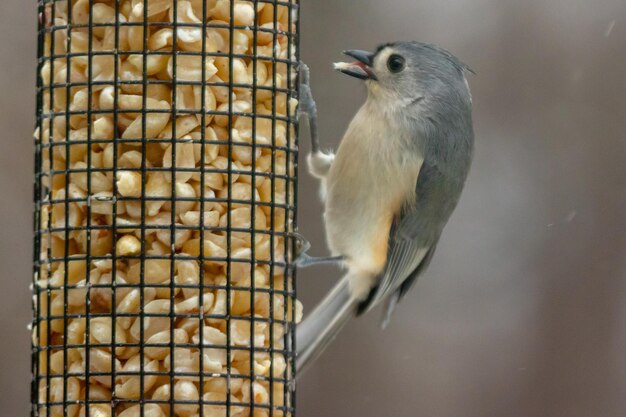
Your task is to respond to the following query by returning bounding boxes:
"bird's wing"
[360,228,431,314]
[380,243,438,328]
[360,163,443,315]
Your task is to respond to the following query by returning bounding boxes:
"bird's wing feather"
[361,166,435,312]
[364,227,430,312]
[398,242,438,299]
[380,243,438,327]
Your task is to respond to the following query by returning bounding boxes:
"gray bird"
[296,42,475,374]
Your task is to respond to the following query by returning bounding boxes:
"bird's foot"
[298,62,320,153]
[289,232,345,269]
[295,253,346,269]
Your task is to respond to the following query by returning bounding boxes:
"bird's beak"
[334,49,377,81]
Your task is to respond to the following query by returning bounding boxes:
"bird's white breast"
[324,101,423,274]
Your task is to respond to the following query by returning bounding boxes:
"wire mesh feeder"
[32,1,300,416]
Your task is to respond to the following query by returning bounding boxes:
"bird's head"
[334,41,474,109]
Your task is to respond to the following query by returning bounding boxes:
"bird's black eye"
[387,54,406,73]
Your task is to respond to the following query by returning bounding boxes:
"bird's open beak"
[334,49,377,81]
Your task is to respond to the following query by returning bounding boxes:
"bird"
[295,41,475,374]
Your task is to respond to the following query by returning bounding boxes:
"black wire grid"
[33,1,299,416]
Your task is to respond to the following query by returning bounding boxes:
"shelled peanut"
[34,1,300,417]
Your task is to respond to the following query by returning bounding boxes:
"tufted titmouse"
[296,42,475,373]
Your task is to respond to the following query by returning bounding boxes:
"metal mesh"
[32,1,299,416]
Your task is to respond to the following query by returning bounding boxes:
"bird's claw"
[290,231,312,255]
[298,62,320,153]
[288,232,345,269]
[298,64,316,118]
[299,62,311,86]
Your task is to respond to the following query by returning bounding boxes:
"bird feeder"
[32,1,300,416]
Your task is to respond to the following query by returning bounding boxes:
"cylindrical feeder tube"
[32,1,300,416]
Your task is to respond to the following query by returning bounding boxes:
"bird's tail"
[295,274,360,376]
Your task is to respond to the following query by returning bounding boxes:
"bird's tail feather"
[296,274,359,376]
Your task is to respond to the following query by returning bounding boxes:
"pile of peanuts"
[33,1,300,416]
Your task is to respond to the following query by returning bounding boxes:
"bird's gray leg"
[297,254,346,269]
[298,63,320,153]
[290,232,345,269]
[299,63,335,181]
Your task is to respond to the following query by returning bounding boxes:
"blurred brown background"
[1,0,625,416]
